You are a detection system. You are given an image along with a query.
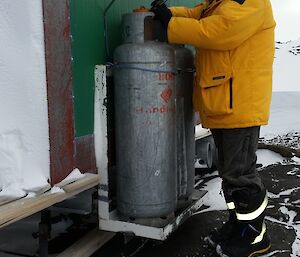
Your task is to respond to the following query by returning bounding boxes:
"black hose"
[104,0,117,60]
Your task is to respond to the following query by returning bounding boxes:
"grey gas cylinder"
[122,12,155,44]
[173,45,195,206]
[114,42,177,218]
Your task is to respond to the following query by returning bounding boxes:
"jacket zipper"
[229,78,233,109]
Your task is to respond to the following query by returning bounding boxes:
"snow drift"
[0,0,50,199]
[273,39,300,91]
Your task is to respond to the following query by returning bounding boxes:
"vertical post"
[39,210,51,257]
[94,66,110,220]
[42,0,75,185]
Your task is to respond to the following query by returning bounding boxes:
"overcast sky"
[271,0,300,42]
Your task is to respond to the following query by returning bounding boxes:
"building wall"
[70,0,200,137]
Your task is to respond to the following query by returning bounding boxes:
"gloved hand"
[150,1,172,29]
[151,0,166,8]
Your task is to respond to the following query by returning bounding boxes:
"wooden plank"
[0,196,24,207]
[57,229,115,257]
[43,0,75,185]
[0,192,65,228]
[63,173,99,194]
[0,174,99,228]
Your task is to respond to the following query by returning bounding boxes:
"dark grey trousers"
[211,126,265,203]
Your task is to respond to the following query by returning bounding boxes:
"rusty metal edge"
[42,0,75,185]
[75,135,97,174]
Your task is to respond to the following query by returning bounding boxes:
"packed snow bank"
[260,92,300,139]
[273,40,300,92]
[0,1,50,196]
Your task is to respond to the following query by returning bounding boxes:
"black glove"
[151,0,166,8]
[150,1,172,29]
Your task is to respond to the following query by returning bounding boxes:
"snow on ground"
[195,171,226,214]
[257,149,286,167]
[293,157,300,165]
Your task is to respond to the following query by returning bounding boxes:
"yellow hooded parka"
[168,0,276,128]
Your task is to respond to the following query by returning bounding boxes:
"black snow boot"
[217,188,271,257]
[205,210,237,247]
[216,221,271,257]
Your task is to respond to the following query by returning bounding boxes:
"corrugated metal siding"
[70,0,200,137]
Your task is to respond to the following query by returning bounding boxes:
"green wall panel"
[70,0,201,137]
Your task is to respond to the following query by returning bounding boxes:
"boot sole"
[216,244,271,257]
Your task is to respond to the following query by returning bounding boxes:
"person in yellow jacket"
[151,0,276,256]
